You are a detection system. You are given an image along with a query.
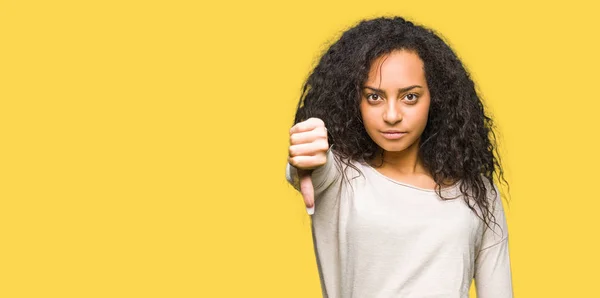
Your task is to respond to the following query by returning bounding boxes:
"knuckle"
[318,154,327,165]
[314,140,325,151]
[309,141,320,151]
[320,127,328,137]
[308,117,324,128]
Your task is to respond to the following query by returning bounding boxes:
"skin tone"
[360,49,444,190]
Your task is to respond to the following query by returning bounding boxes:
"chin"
[381,145,410,153]
[375,138,418,153]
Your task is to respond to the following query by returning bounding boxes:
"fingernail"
[306,206,314,215]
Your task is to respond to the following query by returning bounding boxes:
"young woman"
[285,16,513,297]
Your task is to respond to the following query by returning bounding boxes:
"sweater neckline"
[362,163,461,193]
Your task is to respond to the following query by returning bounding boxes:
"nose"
[383,100,402,124]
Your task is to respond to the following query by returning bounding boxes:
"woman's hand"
[288,117,329,213]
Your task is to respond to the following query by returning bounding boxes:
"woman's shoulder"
[329,148,371,180]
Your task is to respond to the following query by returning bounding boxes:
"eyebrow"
[362,85,423,94]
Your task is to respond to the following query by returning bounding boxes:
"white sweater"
[286,148,513,298]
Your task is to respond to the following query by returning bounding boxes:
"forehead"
[365,50,426,85]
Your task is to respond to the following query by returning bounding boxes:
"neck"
[372,139,427,175]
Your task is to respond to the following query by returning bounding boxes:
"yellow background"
[1,0,599,297]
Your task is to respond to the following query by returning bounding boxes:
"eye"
[366,93,382,101]
[404,93,419,103]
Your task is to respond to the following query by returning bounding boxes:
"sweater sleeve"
[285,146,341,197]
[474,183,514,298]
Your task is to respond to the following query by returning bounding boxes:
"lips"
[381,131,408,140]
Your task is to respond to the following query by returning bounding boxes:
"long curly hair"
[293,16,509,229]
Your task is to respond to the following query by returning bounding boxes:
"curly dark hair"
[293,16,509,230]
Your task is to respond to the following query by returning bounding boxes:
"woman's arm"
[286,118,341,214]
[474,184,514,297]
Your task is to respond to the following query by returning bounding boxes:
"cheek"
[412,103,430,126]
[417,108,430,125]
[360,105,376,127]
[364,110,381,131]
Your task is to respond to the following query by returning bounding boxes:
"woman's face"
[359,49,431,154]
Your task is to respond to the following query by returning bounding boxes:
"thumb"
[298,169,315,215]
